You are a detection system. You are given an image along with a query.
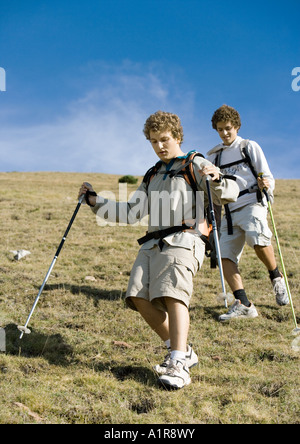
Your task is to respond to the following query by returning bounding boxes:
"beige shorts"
[220,202,272,264]
[125,244,204,312]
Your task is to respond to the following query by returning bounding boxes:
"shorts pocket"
[194,240,205,271]
[174,252,198,276]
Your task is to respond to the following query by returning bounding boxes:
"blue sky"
[0,0,299,178]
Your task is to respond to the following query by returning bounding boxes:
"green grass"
[0,172,299,424]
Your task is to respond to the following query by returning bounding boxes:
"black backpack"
[141,151,218,267]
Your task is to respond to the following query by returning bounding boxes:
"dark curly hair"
[143,111,184,144]
[211,104,241,130]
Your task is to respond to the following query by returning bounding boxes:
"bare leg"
[129,297,170,342]
[164,298,189,352]
[222,258,244,292]
[254,244,277,270]
[129,297,189,353]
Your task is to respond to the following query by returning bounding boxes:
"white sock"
[165,339,171,350]
[170,350,186,362]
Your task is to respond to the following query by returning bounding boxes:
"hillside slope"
[0,172,299,424]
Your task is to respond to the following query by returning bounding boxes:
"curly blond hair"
[143,111,184,144]
[211,105,241,130]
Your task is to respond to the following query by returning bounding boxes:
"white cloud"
[1,60,298,179]
[0,61,203,175]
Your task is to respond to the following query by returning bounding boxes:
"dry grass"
[0,172,299,424]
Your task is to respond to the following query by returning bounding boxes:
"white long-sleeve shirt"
[91,153,239,255]
[206,136,274,212]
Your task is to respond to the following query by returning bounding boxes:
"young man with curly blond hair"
[79,110,239,389]
[207,104,289,322]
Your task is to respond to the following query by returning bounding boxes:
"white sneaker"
[154,345,198,375]
[272,275,289,306]
[153,351,171,375]
[219,299,258,322]
[158,359,191,389]
[185,344,199,369]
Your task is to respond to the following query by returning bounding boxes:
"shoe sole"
[188,361,198,369]
[276,299,289,306]
[158,377,191,390]
[219,313,259,322]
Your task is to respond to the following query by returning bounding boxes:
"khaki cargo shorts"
[125,243,204,312]
[220,202,272,264]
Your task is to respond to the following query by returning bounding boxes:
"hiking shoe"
[185,344,199,369]
[154,345,198,375]
[158,359,191,389]
[153,351,171,375]
[218,299,258,322]
[272,276,289,306]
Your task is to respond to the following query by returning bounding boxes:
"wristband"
[85,190,97,206]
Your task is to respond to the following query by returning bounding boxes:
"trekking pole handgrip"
[258,172,269,201]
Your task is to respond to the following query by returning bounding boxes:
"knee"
[222,258,236,268]
[128,296,144,311]
[222,258,239,274]
[128,297,158,315]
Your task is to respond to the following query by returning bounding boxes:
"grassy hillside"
[0,172,299,424]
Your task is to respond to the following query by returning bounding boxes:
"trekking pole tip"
[292,327,300,336]
[216,292,234,305]
[17,325,31,339]
[291,335,300,352]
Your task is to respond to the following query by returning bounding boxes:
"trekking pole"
[18,186,90,340]
[258,173,300,335]
[205,177,233,309]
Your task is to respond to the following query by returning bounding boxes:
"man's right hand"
[78,182,97,207]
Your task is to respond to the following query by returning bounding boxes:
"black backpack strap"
[241,143,262,202]
[217,158,245,169]
[214,141,263,236]
[214,149,223,168]
[167,151,205,196]
[215,141,257,180]
[182,152,204,195]
[241,145,257,179]
[139,152,214,251]
[224,204,233,235]
[168,157,195,178]
[142,161,162,191]
[137,223,195,247]
[142,151,204,194]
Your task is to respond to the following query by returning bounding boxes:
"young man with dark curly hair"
[207,104,289,322]
[78,110,239,389]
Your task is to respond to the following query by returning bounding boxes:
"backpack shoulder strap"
[143,151,205,194]
[214,139,257,180]
[240,139,258,179]
[168,151,204,195]
[142,160,162,190]
[186,152,205,194]
[214,149,223,168]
